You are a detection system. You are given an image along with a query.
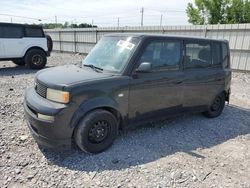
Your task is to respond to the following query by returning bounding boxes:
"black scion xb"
[24,34,231,153]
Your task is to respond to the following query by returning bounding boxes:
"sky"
[0,0,194,27]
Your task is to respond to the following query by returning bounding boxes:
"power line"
[0,8,188,26]
[0,13,42,21]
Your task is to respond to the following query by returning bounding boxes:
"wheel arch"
[23,46,46,58]
[223,89,230,102]
[70,97,123,137]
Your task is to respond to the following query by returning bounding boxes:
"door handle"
[173,81,183,85]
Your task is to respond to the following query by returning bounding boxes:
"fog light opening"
[37,113,55,122]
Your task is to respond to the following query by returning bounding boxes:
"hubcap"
[88,120,110,143]
[32,55,43,65]
[211,96,221,111]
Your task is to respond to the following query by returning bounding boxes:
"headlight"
[46,88,70,103]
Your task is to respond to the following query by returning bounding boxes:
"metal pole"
[141,7,144,26]
[160,14,163,26]
[117,17,120,28]
[55,16,57,24]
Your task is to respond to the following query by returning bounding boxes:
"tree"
[186,0,250,25]
[186,1,206,24]
[226,0,250,23]
[63,21,69,28]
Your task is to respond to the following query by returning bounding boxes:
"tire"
[25,49,47,69]
[12,59,25,66]
[45,34,53,52]
[203,93,225,118]
[74,109,118,154]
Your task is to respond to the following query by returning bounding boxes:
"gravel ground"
[0,52,250,188]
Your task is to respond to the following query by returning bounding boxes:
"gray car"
[24,34,231,154]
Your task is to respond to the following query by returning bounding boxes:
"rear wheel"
[25,49,47,69]
[203,93,225,118]
[74,109,118,154]
[12,59,25,66]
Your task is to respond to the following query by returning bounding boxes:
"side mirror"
[136,62,152,73]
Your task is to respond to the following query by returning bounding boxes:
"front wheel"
[203,93,225,118]
[74,109,118,154]
[25,49,47,69]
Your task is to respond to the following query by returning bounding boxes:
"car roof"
[104,33,228,43]
[0,22,43,29]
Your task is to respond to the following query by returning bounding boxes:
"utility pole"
[140,7,144,26]
[117,17,120,28]
[55,16,57,24]
[11,17,13,23]
[160,14,163,26]
[92,19,94,27]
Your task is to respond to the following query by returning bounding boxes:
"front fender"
[69,97,119,129]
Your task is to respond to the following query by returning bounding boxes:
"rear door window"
[0,25,23,38]
[25,27,44,37]
[139,40,181,71]
[184,41,212,69]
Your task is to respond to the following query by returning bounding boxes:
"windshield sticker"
[117,40,135,50]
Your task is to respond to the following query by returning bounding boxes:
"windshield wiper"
[83,64,103,72]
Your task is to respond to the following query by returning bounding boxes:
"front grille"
[35,81,47,98]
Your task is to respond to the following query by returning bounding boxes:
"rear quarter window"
[222,43,230,68]
[25,27,44,37]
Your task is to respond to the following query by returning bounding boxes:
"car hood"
[36,65,113,89]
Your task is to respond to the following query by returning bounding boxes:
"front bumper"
[24,87,73,149]
[26,121,71,149]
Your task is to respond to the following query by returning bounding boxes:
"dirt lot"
[0,53,250,188]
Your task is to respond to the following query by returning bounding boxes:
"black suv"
[24,34,231,153]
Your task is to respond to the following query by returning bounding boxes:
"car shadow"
[40,105,250,172]
[0,65,54,77]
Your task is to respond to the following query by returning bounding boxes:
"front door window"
[139,40,181,71]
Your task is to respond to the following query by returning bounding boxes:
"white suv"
[0,23,53,69]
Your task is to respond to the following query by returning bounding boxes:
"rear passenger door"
[182,40,225,110]
[1,25,25,58]
[0,26,5,58]
[128,39,184,122]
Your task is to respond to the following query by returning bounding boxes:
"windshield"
[82,36,140,73]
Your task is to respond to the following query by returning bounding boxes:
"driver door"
[128,39,184,123]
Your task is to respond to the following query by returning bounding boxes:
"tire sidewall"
[74,110,118,154]
[205,93,225,118]
[25,49,47,69]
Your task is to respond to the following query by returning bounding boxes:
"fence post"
[95,29,98,44]
[204,25,207,38]
[74,30,77,53]
[58,30,62,52]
